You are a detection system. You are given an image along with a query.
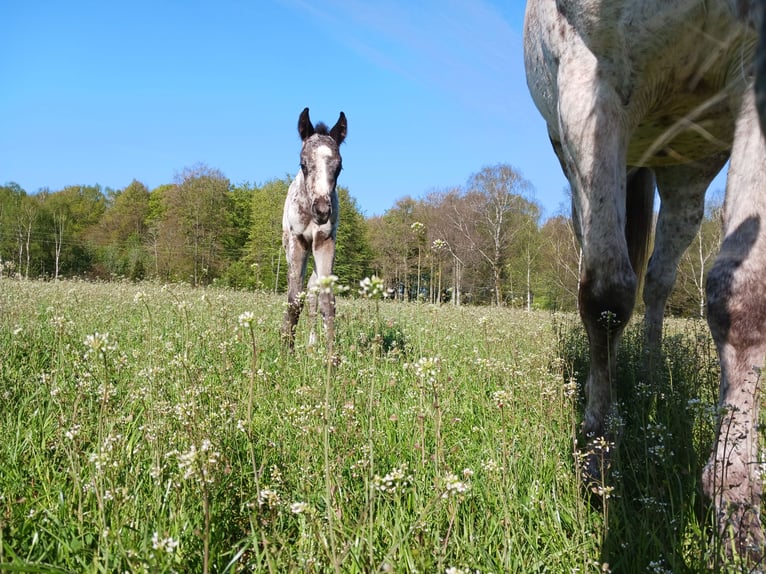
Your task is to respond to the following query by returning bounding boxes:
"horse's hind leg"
[703,89,766,561]
[643,158,728,347]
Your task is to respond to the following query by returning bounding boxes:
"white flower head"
[84,332,117,357]
[317,274,349,295]
[152,532,179,553]
[441,472,471,500]
[359,275,385,299]
[238,311,255,329]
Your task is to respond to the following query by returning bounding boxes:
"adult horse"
[281,107,347,349]
[524,0,766,559]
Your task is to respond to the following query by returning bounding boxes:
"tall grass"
[0,278,757,572]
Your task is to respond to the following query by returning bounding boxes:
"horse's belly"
[525,0,755,166]
[627,93,738,166]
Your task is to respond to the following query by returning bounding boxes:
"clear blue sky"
[0,1,724,219]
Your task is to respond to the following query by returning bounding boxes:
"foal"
[281,107,347,349]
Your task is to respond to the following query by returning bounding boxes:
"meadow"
[0,278,758,573]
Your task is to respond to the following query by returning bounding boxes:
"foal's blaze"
[281,107,347,349]
[297,108,346,227]
[525,0,766,562]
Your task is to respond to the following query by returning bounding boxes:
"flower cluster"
[432,239,448,251]
[413,356,441,386]
[441,471,471,500]
[491,389,513,409]
[290,501,310,514]
[373,463,414,494]
[315,274,349,295]
[83,331,117,358]
[172,439,220,484]
[257,488,281,510]
[359,275,385,299]
[88,433,124,472]
[237,311,256,329]
[152,532,179,554]
[481,458,503,474]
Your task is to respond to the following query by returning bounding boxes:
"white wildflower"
[442,472,471,499]
[152,531,179,553]
[238,311,255,329]
[83,332,117,358]
[373,463,414,494]
[359,275,384,299]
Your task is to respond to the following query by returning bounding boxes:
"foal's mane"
[313,122,330,135]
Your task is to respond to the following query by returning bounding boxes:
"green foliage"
[0,166,724,319]
[87,180,151,279]
[554,314,751,573]
[334,186,374,286]
[247,177,289,292]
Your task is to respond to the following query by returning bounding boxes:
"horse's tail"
[624,167,655,295]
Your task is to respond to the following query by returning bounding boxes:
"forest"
[0,162,722,315]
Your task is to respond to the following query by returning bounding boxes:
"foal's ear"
[330,112,347,145]
[298,107,315,141]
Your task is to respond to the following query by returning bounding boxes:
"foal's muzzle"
[312,197,332,225]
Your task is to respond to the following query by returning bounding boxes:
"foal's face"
[296,108,347,226]
[300,135,342,225]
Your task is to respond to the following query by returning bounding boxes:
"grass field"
[0,278,759,573]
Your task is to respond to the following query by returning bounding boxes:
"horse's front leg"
[306,270,319,348]
[557,51,638,478]
[281,233,310,349]
[312,232,337,345]
[703,89,766,562]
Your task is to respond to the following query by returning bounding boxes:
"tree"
[368,197,421,300]
[246,178,289,291]
[422,188,474,305]
[0,183,26,275]
[87,180,151,279]
[669,194,724,317]
[37,185,107,277]
[538,213,581,311]
[51,203,67,280]
[153,165,232,285]
[511,202,543,310]
[334,186,373,287]
[16,195,37,279]
[447,165,536,306]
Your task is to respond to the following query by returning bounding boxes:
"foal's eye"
[300,163,307,175]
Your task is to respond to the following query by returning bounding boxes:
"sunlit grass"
[0,278,752,572]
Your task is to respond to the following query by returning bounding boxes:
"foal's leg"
[643,157,728,347]
[703,89,766,560]
[312,233,337,346]
[557,53,636,446]
[306,270,319,348]
[281,233,310,348]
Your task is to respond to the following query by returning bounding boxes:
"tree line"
[0,163,722,315]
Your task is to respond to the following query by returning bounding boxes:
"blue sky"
[0,1,725,219]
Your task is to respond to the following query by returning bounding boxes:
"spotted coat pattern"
[524,0,765,561]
